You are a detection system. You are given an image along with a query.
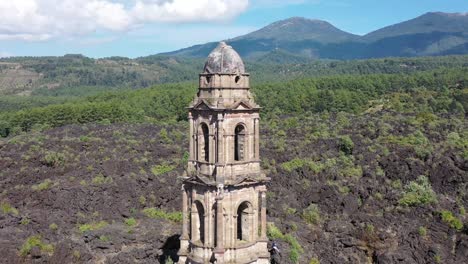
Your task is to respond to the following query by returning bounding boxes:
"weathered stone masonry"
[178,42,270,264]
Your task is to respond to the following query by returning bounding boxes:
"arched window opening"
[234,125,246,161]
[237,201,252,241]
[212,204,217,248]
[206,75,211,84]
[192,201,205,244]
[235,76,241,84]
[199,123,209,162]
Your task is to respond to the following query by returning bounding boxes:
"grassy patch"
[1,201,19,215]
[124,217,137,227]
[78,220,109,233]
[31,179,54,191]
[42,151,66,167]
[150,164,175,176]
[440,210,464,231]
[142,208,182,222]
[267,223,304,264]
[19,235,54,257]
[418,226,427,237]
[91,174,113,185]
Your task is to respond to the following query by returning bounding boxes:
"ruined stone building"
[178,42,270,264]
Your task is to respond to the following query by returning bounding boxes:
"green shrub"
[267,224,303,263]
[339,135,354,155]
[150,164,175,176]
[384,131,432,159]
[418,226,427,236]
[440,210,463,231]
[78,221,109,233]
[399,176,437,206]
[302,204,321,225]
[20,218,30,225]
[1,202,19,215]
[281,158,307,172]
[19,235,54,257]
[284,234,304,264]
[310,258,320,264]
[49,223,58,231]
[267,223,284,240]
[91,174,112,185]
[99,235,110,242]
[31,179,54,191]
[42,151,66,167]
[142,208,182,222]
[124,217,137,227]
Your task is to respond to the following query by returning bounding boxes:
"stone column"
[181,186,189,239]
[214,185,225,264]
[217,113,224,164]
[204,193,209,247]
[215,197,224,250]
[254,118,260,160]
[189,113,194,161]
[179,185,189,260]
[260,190,267,240]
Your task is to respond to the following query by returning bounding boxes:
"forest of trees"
[0,61,466,138]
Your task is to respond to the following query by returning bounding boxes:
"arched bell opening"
[198,123,210,162]
[234,124,246,161]
[191,201,205,244]
[237,201,253,242]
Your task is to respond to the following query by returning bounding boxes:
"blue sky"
[0,0,467,58]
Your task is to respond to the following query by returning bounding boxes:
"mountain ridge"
[163,12,468,59]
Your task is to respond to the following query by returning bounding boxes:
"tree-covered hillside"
[1,54,468,97]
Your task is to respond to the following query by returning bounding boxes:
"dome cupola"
[203,42,245,74]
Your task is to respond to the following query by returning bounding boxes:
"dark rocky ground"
[0,111,467,263]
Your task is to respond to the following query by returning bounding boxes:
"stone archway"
[198,123,209,162]
[237,201,253,242]
[192,200,205,244]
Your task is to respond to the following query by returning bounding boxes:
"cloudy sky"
[0,0,467,58]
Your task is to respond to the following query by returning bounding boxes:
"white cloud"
[251,0,320,8]
[0,0,249,41]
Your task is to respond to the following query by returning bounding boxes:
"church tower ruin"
[178,42,270,264]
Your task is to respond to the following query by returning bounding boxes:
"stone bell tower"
[178,42,270,264]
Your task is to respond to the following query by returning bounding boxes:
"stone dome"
[203,42,245,74]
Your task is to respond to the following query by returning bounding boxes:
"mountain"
[233,17,359,43]
[164,12,468,60]
[362,12,468,57]
[164,17,360,59]
[364,12,468,42]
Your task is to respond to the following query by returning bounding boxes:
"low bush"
[440,210,463,231]
[1,202,19,215]
[150,164,175,176]
[42,152,66,167]
[302,204,321,225]
[124,217,137,227]
[339,135,354,155]
[142,208,182,222]
[31,179,54,191]
[399,176,437,206]
[78,221,109,233]
[19,235,54,257]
